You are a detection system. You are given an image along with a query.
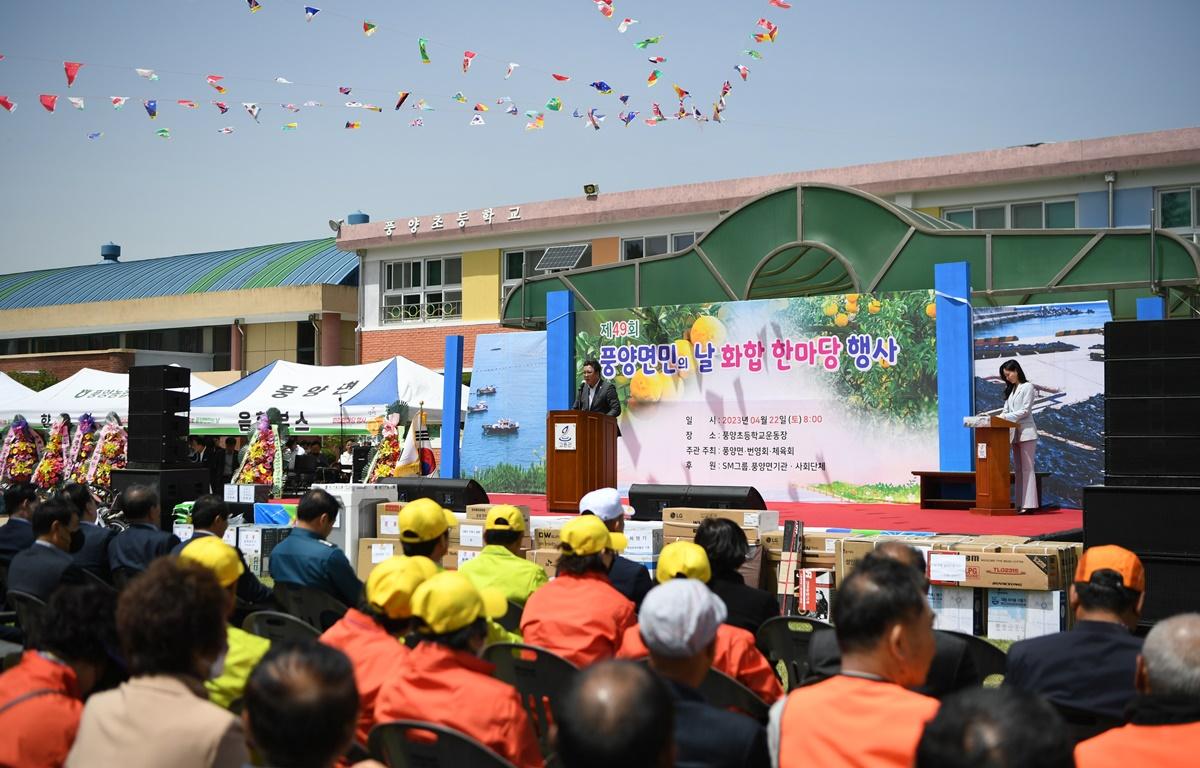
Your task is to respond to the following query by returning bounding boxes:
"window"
[942,200,1075,229]
[1159,187,1197,230]
[381,256,462,324]
[622,232,704,260]
[502,244,592,298]
[672,232,696,250]
[296,320,315,365]
[622,238,645,260]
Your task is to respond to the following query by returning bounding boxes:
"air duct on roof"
[100,243,121,263]
[347,211,370,225]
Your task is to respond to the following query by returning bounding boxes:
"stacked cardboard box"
[211,524,290,578]
[356,538,399,581]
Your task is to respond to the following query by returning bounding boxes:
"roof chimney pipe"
[100,243,121,263]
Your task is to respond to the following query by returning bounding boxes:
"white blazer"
[1000,381,1038,443]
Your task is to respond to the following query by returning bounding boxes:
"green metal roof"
[502,184,1200,323]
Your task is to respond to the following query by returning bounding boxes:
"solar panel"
[534,244,588,271]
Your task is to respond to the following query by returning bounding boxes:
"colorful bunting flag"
[68,97,85,110]
[212,101,230,114]
[590,81,613,94]
[88,131,103,139]
[395,91,410,110]
[282,122,298,130]
[473,102,489,112]
[345,120,361,129]
[673,84,690,100]
[462,51,476,74]
[525,113,545,131]
[594,0,613,19]
[304,6,320,21]
[409,118,423,127]
[155,128,171,138]
[585,108,605,130]
[648,56,666,63]
[281,103,300,112]
[452,92,467,103]
[64,61,83,88]
[218,127,234,134]
[505,103,518,115]
[551,73,571,82]
[243,102,260,122]
[619,110,638,126]
[651,102,665,121]
[177,99,198,108]
[505,62,519,79]
[470,114,485,126]
[416,98,433,111]
[743,49,763,60]
[142,99,156,119]
[135,68,158,81]
[363,21,377,37]
[756,18,778,33]
[418,38,431,64]
[275,77,293,84]
[338,87,352,95]
[634,36,662,49]
[769,0,792,7]
[618,18,638,33]
[647,69,661,87]
[302,100,322,107]
[619,94,629,104]
[247,0,261,12]
[110,96,128,109]
[207,75,227,94]
[0,96,14,113]
[735,64,749,81]
[546,96,563,111]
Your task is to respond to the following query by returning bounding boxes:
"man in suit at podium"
[573,360,622,418]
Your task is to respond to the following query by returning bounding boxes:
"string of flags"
[0,2,791,135]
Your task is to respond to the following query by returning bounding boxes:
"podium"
[546,410,618,514]
[968,416,1017,516]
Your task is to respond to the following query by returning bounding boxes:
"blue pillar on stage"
[1136,296,1166,320]
[546,290,576,412]
[935,262,974,472]
[440,335,464,478]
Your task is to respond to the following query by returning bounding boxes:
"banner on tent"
[574,293,940,503]
[973,300,1109,509]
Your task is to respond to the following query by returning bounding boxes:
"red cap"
[1075,545,1145,593]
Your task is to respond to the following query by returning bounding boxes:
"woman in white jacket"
[999,359,1039,513]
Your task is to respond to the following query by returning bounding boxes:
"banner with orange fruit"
[574,291,939,502]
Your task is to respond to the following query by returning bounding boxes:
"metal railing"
[381,299,463,323]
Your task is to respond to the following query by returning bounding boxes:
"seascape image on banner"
[461,331,548,493]
[973,300,1110,509]
[574,293,939,503]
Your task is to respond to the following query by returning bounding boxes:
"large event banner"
[574,293,939,502]
[973,300,1110,509]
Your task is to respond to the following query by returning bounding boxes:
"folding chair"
[755,616,835,691]
[482,643,578,761]
[6,590,48,648]
[942,630,1007,683]
[242,610,321,643]
[273,582,349,631]
[369,720,517,768]
[496,600,524,634]
[699,667,770,722]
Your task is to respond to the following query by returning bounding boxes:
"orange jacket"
[0,651,84,768]
[1075,720,1200,767]
[519,572,636,667]
[319,608,409,745]
[777,675,939,768]
[374,642,543,768]
[617,623,784,704]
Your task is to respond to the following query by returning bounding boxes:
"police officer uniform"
[267,527,362,606]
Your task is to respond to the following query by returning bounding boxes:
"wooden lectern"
[546,410,618,514]
[969,416,1018,516]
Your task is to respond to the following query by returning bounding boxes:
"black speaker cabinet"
[628,484,766,521]
[127,365,193,469]
[1105,319,1200,360]
[111,467,211,532]
[374,477,490,513]
[129,364,190,390]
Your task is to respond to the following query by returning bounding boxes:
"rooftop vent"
[100,243,121,263]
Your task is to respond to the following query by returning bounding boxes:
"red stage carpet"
[490,494,1082,537]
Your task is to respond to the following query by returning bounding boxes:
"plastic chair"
[6,590,48,648]
[369,720,518,768]
[273,582,350,631]
[242,610,321,643]
[482,643,578,760]
[110,567,141,591]
[699,667,770,722]
[79,568,117,593]
[755,616,835,691]
[942,630,1007,682]
[496,600,524,633]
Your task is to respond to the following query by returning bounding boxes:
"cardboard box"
[836,538,879,581]
[355,538,399,581]
[986,589,1069,641]
[225,484,271,504]
[465,504,531,524]
[457,547,482,569]
[929,585,986,636]
[375,502,405,538]
[662,520,759,544]
[623,522,663,556]
[761,530,784,556]
[534,527,562,549]
[527,548,560,579]
[803,531,855,556]
[928,547,1068,591]
[661,507,780,532]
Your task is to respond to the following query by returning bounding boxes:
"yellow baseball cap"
[484,505,526,533]
[410,571,507,634]
[559,515,627,557]
[398,498,458,544]
[366,555,440,619]
[656,541,711,584]
[179,536,244,588]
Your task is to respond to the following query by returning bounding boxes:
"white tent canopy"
[0,368,216,429]
[189,357,466,435]
[0,372,34,409]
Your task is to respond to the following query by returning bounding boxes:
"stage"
[490,494,1082,538]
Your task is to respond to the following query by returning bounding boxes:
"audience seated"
[641,578,770,768]
[244,643,384,768]
[1005,545,1145,720]
[177,536,271,711]
[808,541,980,697]
[520,515,637,666]
[694,517,778,634]
[767,555,939,767]
[579,488,652,608]
[0,584,118,768]
[0,482,38,566]
[459,504,548,605]
[916,686,1073,767]
[59,483,116,582]
[320,554,439,745]
[556,660,675,768]
[396,497,457,562]
[618,541,783,704]
[7,496,86,602]
[106,485,180,575]
[173,494,275,608]
[1075,612,1200,767]
[269,488,362,606]
[374,571,544,768]
[66,558,247,767]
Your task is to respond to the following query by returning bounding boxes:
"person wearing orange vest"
[520,515,636,666]
[320,555,439,745]
[768,554,938,768]
[374,572,544,768]
[0,584,117,768]
[1075,612,1200,768]
[618,541,783,704]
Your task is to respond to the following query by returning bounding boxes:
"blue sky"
[1,0,1197,270]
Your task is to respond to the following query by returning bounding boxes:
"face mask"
[207,649,227,681]
[68,528,85,554]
